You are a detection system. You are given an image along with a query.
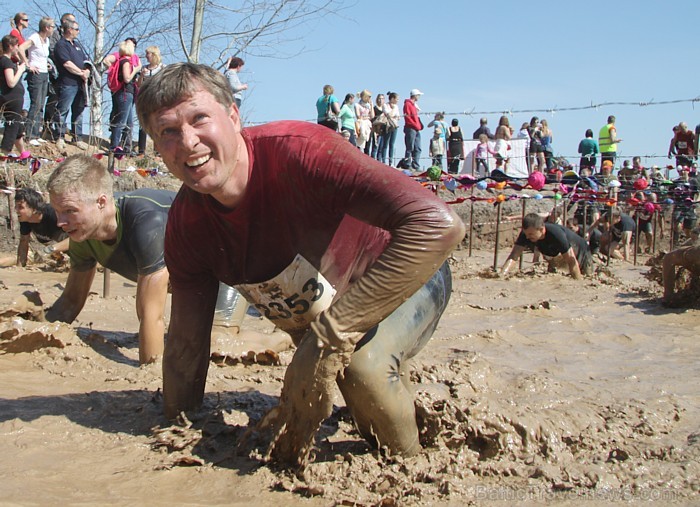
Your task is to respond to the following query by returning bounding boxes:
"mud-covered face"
[523,225,545,243]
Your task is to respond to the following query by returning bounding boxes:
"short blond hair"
[119,40,134,57]
[47,155,114,203]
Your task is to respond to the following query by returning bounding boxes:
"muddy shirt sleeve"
[119,190,173,276]
[297,129,466,335]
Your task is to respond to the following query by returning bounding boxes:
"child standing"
[430,126,445,168]
[474,133,496,177]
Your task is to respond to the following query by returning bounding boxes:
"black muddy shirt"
[69,188,175,282]
[20,205,68,244]
[516,222,590,267]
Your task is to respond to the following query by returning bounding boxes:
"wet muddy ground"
[0,245,698,506]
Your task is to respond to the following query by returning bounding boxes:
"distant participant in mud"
[501,213,593,279]
[136,63,465,465]
[590,209,635,262]
[45,154,174,364]
[14,188,69,266]
[662,236,700,307]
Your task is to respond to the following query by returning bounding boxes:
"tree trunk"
[189,0,206,63]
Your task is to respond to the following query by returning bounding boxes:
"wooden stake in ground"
[468,188,474,257]
[519,198,526,270]
[634,212,640,266]
[493,201,502,271]
[103,268,111,298]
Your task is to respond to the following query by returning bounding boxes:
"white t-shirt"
[27,32,49,73]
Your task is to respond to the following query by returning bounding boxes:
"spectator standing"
[20,17,55,144]
[540,119,554,170]
[109,41,141,154]
[382,91,401,165]
[474,133,496,177]
[494,115,512,172]
[355,89,374,154]
[472,117,494,140]
[528,116,545,173]
[402,88,424,170]
[577,129,599,172]
[447,119,464,175]
[136,46,164,155]
[44,13,75,141]
[0,35,28,156]
[429,126,445,168]
[370,93,385,160]
[224,56,247,109]
[339,93,357,146]
[427,112,449,169]
[599,115,622,167]
[315,84,340,131]
[52,18,90,150]
[9,13,29,64]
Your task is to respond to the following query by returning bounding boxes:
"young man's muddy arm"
[45,267,97,323]
[135,267,170,364]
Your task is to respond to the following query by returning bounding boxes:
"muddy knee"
[338,350,420,456]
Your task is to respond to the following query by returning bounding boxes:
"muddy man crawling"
[136,63,465,466]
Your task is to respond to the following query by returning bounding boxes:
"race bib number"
[235,254,336,331]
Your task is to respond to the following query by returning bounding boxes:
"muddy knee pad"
[337,262,452,455]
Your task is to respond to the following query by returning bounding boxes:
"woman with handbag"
[370,93,386,160]
[316,84,340,131]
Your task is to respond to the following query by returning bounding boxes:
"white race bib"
[235,254,336,331]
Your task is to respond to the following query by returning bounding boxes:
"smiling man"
[136,63,465,465]
[46,154,174,364]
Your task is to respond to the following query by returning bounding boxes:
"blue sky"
[241,0,700,170]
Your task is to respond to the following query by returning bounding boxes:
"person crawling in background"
[501,212,593,279]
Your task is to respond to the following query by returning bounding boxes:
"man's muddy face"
[523,226,545,243]
[150,87,245,206]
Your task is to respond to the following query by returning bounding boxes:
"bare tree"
[176,0,347,65]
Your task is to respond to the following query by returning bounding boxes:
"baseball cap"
[410,89,424,97]
[602,160,613,168]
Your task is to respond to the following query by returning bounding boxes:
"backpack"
[107,57,127,93]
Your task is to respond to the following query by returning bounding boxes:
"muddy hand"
[260,330,351,469]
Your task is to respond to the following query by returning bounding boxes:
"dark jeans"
[404,127,422,169]
[386,128,398,165]
[377,129,393,163]
[0,95,25,152]
[55,83,86,139]
[26,72,49,140]
[342,126,357,146]
[110,89,134,152]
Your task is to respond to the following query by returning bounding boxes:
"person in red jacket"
[402,88,424,170]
